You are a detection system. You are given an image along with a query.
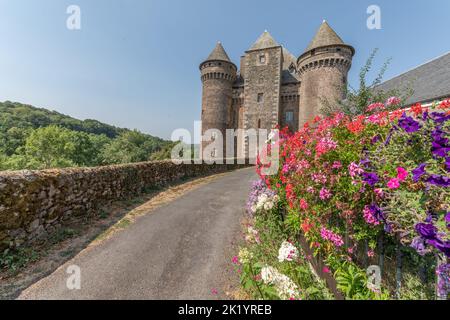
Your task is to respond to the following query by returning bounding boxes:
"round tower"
[200,42,237,158]
[297,21,355,127]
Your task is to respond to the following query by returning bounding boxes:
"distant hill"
[1,101,149,139]
[0,101,175,170]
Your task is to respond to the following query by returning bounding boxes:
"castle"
[200,21,355,159]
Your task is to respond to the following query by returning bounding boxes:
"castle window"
[336,48,341,52]
[342,76,347,84]
[259,54,266,64]
[311,49,316,56]
[285,111,294,122]
[257,93,264,103]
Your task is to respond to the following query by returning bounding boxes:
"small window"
[342,76,347,84]
[311,49,316,56]
[336,48,341,52]
[285,111,294,122]
[259,54,266,64]
[257,93,264,103]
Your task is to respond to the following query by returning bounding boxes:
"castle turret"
[297,21,354,127]
[200,42,237,159]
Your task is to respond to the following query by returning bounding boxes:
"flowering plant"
[256,98,450,298]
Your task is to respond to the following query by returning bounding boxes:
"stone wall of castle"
[0,161,248,250]
[298,46,353,127]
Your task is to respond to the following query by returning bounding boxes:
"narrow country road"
[18,167,256,300]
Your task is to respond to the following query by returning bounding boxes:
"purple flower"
[369,204,385,222]
[412,163,427,182]
[445,212,450,228]
[398,113,422,133]
[427,174,450,187]
[431,128,450,158]
[422,111,429,121]
[362,172,379,187]
[371,134,382,144]
[445,157,450,172]
[427,239,450,257]
[415,223,438,240]
[411,237,428,256]
[436,264,450,297]
[431,112,450,124]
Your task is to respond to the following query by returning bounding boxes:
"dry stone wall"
[0,161,248,250]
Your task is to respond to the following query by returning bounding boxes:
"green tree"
[101,130,163,164]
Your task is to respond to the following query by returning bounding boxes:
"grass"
[0,247,40,276]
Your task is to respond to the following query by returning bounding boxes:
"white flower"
[278,241,299,263]
[238,248,253,264]
[260,265,301,300]
[261,266,278,285]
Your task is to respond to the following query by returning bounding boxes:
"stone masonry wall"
[0,161,248,250]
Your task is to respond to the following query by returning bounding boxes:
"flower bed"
[239,99,450,300]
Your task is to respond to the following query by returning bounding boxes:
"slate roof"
[248,31,280,51]
[205,42,232,62]
[376,52,450,105]
[305,21,345,52]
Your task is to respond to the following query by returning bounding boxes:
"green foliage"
[237,205,333,300]
[0,101,173,170]
[0,247,40,275]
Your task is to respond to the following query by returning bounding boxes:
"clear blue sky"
[0,0,449,140]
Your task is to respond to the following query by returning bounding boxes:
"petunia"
[415,223,438,240]
[398,113,422,133]
[397,167,409,181]
[427,174,450,187]
[445,157,450,172]
[362,172,379,187]
[430,112,450,124]
[387,178,400,189]
[445,212,450,228]
[412,163,427,182]
[411,237,428,256]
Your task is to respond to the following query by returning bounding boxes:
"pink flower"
[367,250,375,258]
[232,256,239,265]
[366,102,385,112]
[320,228,344,247]
[306,186,315,194]
[211,288,218,295]
[397,167,409,181]
[299,199,309,210]
[387,178,400,189]
[363,206,380,226]
[374,188,384,197]
[386,96,401,107]
[319,188,332,200]
[349,162,364,178]
[332,161,342,169]
[322,267,331,274]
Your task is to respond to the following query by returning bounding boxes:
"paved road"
[18,167,256,300]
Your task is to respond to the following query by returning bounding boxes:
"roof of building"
[205,42,232,62]
[282,47,297,70]
[376,52,450,105]
[248,30,280,51]
[305,21,346,52]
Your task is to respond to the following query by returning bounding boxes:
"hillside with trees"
[0,101,176,171]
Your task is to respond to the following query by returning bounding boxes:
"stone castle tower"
[200,21,354,159]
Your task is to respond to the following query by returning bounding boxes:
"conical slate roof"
[205,42,231,62]
[305,21,345,52]
[248,31,280,51]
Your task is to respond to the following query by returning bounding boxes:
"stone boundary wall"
[0,161,250,250]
